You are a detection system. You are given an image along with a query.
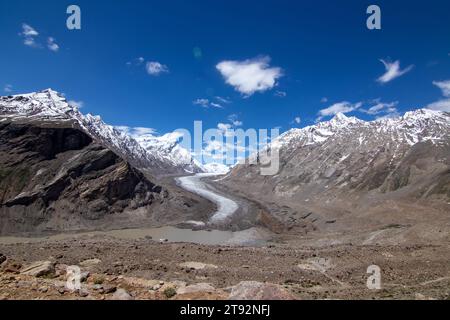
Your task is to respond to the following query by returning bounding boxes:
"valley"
[0,90,449,300]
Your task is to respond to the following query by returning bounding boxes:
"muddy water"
[0,226,269,246]
[0,174,268,246]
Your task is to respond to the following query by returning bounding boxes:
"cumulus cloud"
[293,116,301,124]
[216,56,282,96]
[68,100,84,109]
[47,37,59,52]
[146,61,169,76]
[426,80,450,112]
[4,84,13,93]
[376,59,413,84]
[317,101,362,120]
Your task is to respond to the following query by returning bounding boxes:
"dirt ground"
[1,234,449,300]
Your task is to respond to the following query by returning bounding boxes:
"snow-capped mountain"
[228,109,449,204]
[0,89,203,175]
[263,109,449,157]
[129,131,204,173]
[202,162,231,174]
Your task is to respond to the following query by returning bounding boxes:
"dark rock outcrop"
[0,121,165,235]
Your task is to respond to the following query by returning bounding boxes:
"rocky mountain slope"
[0,90,213,236]
[220,109,450,237]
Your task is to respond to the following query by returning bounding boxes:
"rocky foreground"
[1,235,449,300]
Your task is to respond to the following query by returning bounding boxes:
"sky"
[1,0,450,161]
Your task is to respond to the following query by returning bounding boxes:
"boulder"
[21,261,55,277]
[178,262,218,270]
[177,283,216,295]
[228,281,296,300]
[112,288,133,300]
[79,259,101,268]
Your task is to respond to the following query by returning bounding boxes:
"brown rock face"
[0,121,165,235]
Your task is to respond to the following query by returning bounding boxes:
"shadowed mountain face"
[0,120,167,235]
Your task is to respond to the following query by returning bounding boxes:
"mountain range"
[0,89,449,239]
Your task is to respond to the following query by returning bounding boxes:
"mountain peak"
[330,112,361,125]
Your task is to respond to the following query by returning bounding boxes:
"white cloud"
[215,96,231,104]
[68,100,84,109]
[193,98,223,109]
[426,99,450,112]
[294,116,301,124]
[146,61,169,76]
[228,114,243,127]
[20,23,40,47]
[21,23,38,37]
[360,100,398,115]
[193,98,210,108]
[376,59,413,84]
[4,84,13,93]
[19,24,60,52]
[317,101,362,120]
[275,90,287,97]
[217,123,232,133]
[426,80,450,112]
[216,56,282,96]
[320,97,328,103]
[115,126,157,137]
[210,102,223,109]
[432,80,450,97]
[47,37,59,52]
[127,57,145,66]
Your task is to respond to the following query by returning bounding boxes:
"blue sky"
[1,0,450,138]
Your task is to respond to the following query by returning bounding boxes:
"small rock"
[21,261,55,277]
[112,288,133,300]
[93,284,103,291]
[39,286,48,293]
[58,287,66,295]
[103,285,117,294]
[0,253,6,265]
[78,289,89,297]
[80,271,90,282]
[151,284,161,291]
